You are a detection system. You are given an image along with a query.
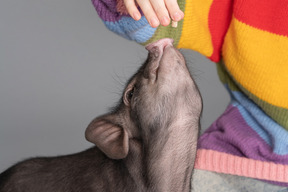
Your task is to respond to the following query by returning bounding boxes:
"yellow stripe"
[178,0,213,57]
[223,17,288,108]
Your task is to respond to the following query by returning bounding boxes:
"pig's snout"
[145,38,174,52]
[144,38,186,83]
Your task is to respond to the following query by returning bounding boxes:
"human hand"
[123,0,184,28]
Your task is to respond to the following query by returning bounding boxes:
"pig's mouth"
[145,38,174,51]
[145,38,176,80]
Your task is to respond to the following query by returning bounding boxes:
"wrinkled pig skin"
[0,38,202,192]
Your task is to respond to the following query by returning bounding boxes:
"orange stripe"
[222,17,288,108]
[178,0,213,58]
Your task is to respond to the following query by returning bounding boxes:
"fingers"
[124,0,184,28]
[149,0,170,26]
[165,0,184,21]
[124,0,141,21]
[136,0,160,28]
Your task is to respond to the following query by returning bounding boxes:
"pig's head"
[85,38,202,160]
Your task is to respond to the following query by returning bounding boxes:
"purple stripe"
[198,104,288,165]
[92,0,122,22]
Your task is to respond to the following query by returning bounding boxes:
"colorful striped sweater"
[92,0,288,186]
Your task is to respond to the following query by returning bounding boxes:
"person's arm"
[92,0,233,62]
[122,0,184,28]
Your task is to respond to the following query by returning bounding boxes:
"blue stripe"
[104,16,156,43]
[227,87,288,155]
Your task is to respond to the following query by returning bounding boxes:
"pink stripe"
[195,149,288,183]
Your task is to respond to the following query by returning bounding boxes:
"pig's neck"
[126,119,199,192]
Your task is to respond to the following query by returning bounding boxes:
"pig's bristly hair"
[109,58,149,114]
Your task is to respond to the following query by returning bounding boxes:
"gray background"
[0,0,229,172]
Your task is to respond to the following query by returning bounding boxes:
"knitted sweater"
[92,0,288,186]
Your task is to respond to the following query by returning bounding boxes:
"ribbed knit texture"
[91,0,288,186]
[195,149,288,183]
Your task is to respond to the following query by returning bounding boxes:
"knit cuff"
[195,149,288,186]
[91,0,184,45]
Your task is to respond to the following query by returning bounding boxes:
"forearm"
[91,0,233,62]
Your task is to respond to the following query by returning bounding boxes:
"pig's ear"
[85,116,129,159]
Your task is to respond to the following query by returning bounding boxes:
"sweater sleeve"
[92,0,288,129]
[93,0,288,186]
[91,0,233,62]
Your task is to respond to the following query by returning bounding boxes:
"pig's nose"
[145,38,174,52]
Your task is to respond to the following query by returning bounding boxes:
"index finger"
[164,0,184,21]
[124,0,141,20]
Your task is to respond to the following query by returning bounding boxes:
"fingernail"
[171,20,178,28]
[161,16,170,26]
[133,12,141,20]
[173,12,181,21]
[149,17,159,28]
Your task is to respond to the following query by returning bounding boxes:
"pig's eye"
[126,87,135,102]
[124,86,136,106]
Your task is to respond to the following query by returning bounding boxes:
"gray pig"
[0,38,202,192]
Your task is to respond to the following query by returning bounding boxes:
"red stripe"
[208,0,233,62]
[234,0,288,37]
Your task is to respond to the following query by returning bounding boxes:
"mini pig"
[0,38,202,192]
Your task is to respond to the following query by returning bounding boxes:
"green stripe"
[141,0,186,47]
[217,62,288,130]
